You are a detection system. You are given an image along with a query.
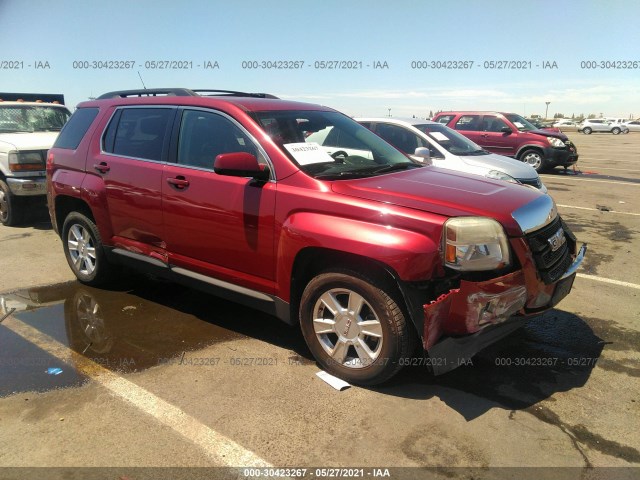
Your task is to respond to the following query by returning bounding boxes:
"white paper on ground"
[316,371,351,391]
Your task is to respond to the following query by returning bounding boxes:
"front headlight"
[442,217,511,271]
[8,151,44,172]
[547,136,565,148]
[485,170,519,184]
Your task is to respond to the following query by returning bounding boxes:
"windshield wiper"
[370,162,421,173]
[461,149,490,156]
[314,162,421,180]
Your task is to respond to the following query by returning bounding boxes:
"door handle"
[94,162,110,173]
[167,176,190,189]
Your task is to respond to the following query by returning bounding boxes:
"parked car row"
[42,88,585,385]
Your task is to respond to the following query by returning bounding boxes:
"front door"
[162,108,277,293]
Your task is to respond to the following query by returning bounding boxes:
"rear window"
[53,108,99,150]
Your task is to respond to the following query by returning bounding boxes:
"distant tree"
[571,113,575,119]
[429,110,433,118]
[588,113,596,119]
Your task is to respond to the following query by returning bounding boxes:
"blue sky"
[1,0,639,118]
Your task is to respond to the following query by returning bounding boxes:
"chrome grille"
[525,216,573,284]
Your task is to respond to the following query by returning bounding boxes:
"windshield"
[254,110,419,179]
[504,113,537,132]
[413,123,487,156]
[0,105,71,133]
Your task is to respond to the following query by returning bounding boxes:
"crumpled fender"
[275,211,441,301]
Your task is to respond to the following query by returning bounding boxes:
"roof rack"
[191,89,279,99]
[96,88,278,100]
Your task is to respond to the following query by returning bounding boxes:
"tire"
[62,212,116,286]
[612,127,621,135]
[519,149,546,172]
[583,127,592,135]
[0,179,25,226]
[299,271,415,386]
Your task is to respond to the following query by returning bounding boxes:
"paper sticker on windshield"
[513,122,525,128]
[284,142,334,165]
[430,132,450,142]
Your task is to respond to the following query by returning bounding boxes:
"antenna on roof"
[137,71,147,89]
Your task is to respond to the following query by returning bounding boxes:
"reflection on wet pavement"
[0,278,305,397]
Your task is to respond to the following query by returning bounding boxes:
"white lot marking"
[542,177,640,187]
[577,273,640,290]
[557,204,640,216]
[3,316,272,468]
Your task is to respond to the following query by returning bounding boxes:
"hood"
[458,152,539,181]
[331,167,543,236]
[0,132,60,151]
[530,128,567,140]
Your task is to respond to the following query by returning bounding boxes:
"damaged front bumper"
[423,243,586,375]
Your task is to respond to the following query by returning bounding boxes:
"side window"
[435,115,454,124]
[376,124,420,153]
[103,108,172,161]
[454,115,480,131]
[54,107,99,150]
[177,110,259,170]
[481,116,509,132]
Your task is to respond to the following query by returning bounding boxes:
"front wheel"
[0,179,24,226]
[62,212,116,286]
[520,149,546,172]
[299,271,415,385]
[582,127,592,134]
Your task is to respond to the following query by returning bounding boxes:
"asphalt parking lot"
[0,132,638,480]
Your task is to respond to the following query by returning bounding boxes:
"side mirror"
[501,127,513,134]
[213,152,270,181]
[412,147,432,165]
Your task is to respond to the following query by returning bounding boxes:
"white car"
[356,117,547,193]
[622,120,640,132]
[552,119,578,130]
[578,119,629,135]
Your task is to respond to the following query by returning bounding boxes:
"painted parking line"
[1,315,272,469]
[576,273,640,290]
[557,204,640,216]
[542,177,640,186]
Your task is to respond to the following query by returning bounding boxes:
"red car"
[47,89,585,385]
[432,111,579,172]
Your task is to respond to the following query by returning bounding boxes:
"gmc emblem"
[548,227,567,252]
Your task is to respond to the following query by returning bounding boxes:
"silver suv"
[578,119,629,135]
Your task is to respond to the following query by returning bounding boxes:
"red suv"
[47,89,585,385]
[432,112,578,172]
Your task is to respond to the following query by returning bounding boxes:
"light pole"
[545,102,551,120]
[388,108,391,117]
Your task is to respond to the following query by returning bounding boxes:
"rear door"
[451,114,485,147]
[96,106,175,247]
[161,108,277,293]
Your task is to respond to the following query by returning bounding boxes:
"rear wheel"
[0,179,24,226]
[62,212,116,286]
[612,127,621,135]
[520,149,546,172]
[299,271,415,385]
